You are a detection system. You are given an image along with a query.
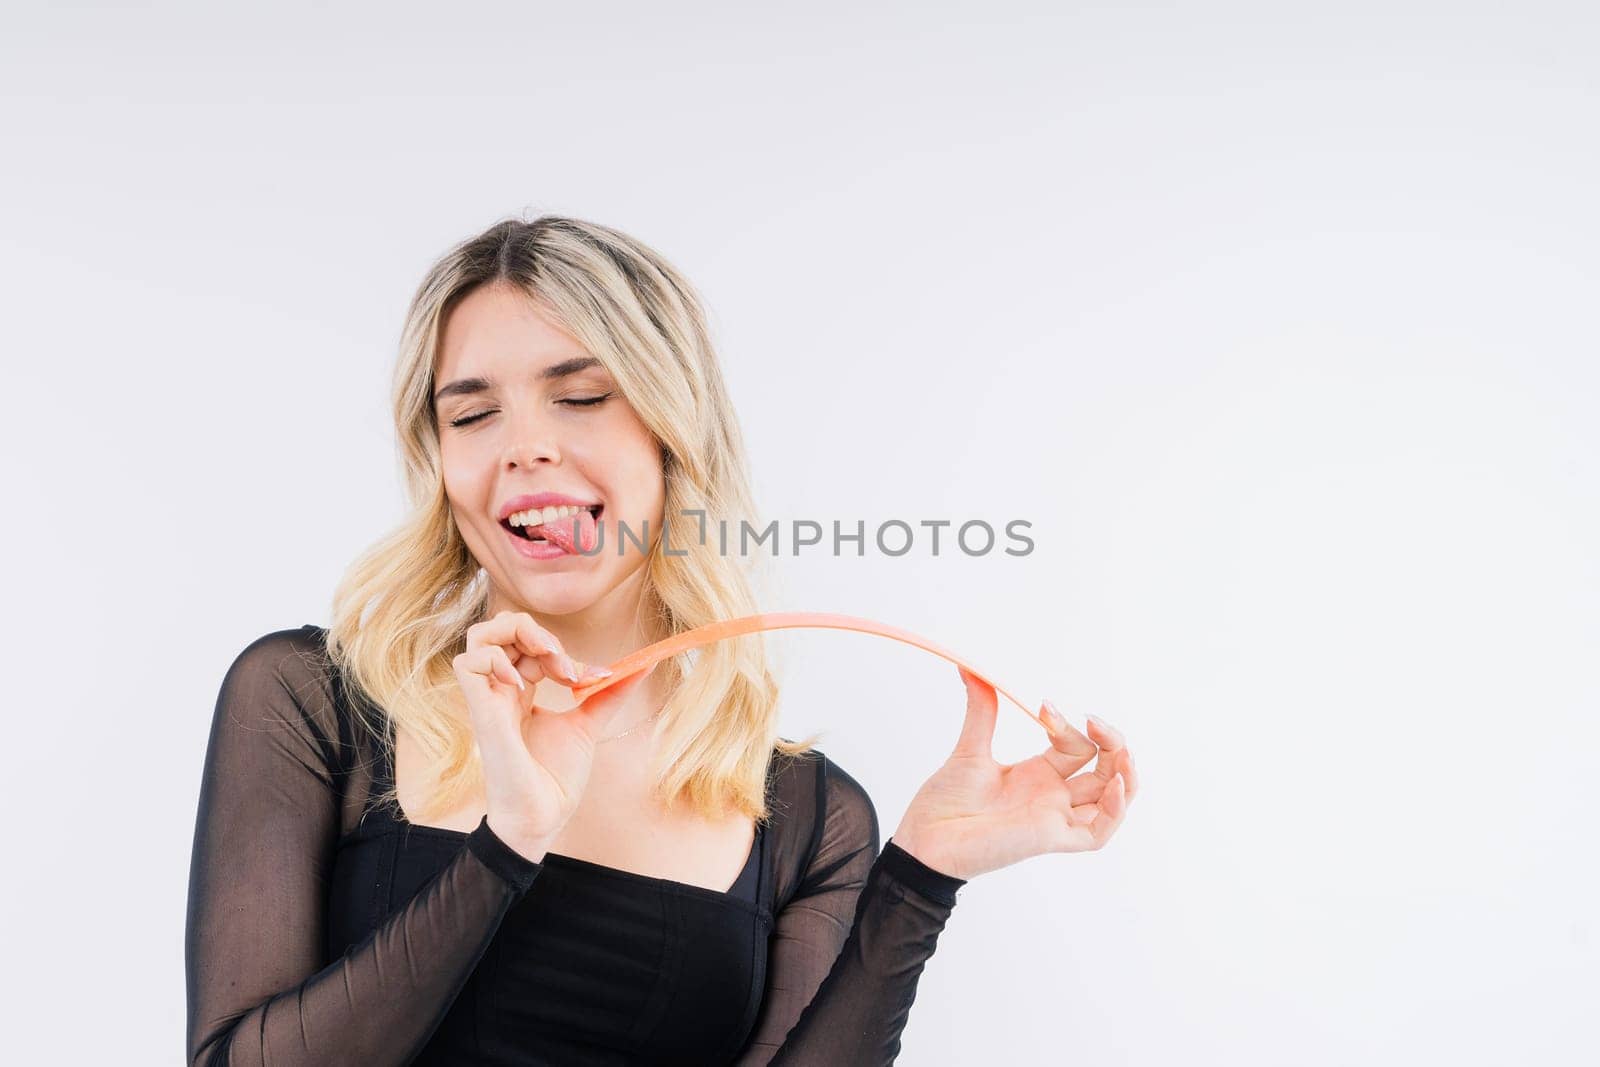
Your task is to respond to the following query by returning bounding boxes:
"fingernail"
[1087,713,1105,730]
[561,655,581,681]
[514,672,526,690]
[1042,699,1067,732]
[583,666,615,679]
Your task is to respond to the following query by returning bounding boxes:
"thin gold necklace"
[597,709,660,744]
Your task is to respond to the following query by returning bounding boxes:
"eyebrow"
[433,357,604,404]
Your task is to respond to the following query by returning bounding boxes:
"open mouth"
[501,505,603,542]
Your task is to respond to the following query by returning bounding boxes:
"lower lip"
[502,523,576,560]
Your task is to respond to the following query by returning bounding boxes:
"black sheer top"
[186,625,968,1065]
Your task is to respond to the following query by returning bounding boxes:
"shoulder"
[212,623,348,757]
[224,623,330,680]
[219,624,337,711]
[767,744,876,808]
[771,746,881,861]
[814,749,879,844]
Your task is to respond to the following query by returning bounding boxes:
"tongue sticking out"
[537,509,600,555]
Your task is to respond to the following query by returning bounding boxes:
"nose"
[501,410,562,470]
[505,441,560,470]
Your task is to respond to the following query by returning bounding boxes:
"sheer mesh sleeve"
[184,629,544,1066]
[734,757,968,1066]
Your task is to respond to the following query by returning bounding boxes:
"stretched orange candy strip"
[570,611,1049,733]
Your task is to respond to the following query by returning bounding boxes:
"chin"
[510,575,608,617]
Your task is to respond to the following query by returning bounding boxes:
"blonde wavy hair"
[326,214,818,826]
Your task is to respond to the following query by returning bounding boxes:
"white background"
[4,2,1596,1063]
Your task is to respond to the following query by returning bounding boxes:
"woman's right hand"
[451,610,649,859]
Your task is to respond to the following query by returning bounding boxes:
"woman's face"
[433,280,665,618]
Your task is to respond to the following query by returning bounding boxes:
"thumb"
[952,665,998,759]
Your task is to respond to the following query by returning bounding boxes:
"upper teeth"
[508,504,591,527]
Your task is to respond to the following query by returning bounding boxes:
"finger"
[1067,801,1100,826]
[1044,765,1124,817]
[1084,772,1127,846]
[468,610,549,656]
[468,613,552,670]
[513,615,583,683]
[452,647,526,737]
[469,611,580,684]
[494,646,527,692]
[1037,699,1097,777]
[1118,746,1139,803]
[454,645,515,692]
[1062,764,1126,825]
[1063,770,1116,806]
[952,666,998,760]
[510,654,611,693]
[1084,714,1127,788]
[512,654,546,686]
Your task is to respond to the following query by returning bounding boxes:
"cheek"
[439,444,489,513]
[574,418,664,504]
[613,439,666,514]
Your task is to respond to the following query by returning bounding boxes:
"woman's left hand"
[890,666,1139,882]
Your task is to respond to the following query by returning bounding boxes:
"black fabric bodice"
[327,715,771,1063]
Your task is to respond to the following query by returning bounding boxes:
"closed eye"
[446,392,615,429]
[560,393,614,408]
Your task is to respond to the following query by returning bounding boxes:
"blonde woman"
[184,216,1138,1065]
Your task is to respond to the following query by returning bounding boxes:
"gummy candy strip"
[570,611,1047,732]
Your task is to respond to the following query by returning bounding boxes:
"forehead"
[435,282,592,379]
